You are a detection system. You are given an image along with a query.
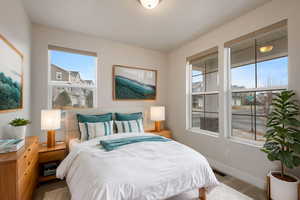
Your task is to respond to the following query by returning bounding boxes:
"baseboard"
[207,157,266,190]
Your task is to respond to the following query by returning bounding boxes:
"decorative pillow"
[78,123,89,142]
[115,119,144,133]
[77,113,113,123]
[77,113,113,141]
[86,121,114,140]
[115,112,143,121]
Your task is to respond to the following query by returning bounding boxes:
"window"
[188,47,219,134]
[56,72,62,80]
[48,45,97,109]
[228,21,288,143]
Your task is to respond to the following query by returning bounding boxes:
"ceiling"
[22,0,271,52]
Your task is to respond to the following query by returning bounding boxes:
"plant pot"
[9,125,27,140]
[269,171,299,200]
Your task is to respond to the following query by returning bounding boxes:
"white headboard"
[62,106,154,143]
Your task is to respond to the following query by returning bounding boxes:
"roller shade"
[187,46,218,64]
[227,19,288,68]
[48,45,97,57]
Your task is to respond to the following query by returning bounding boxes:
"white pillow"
[86,121,114,140]
[79,123,88,142]
[115,119,144,133]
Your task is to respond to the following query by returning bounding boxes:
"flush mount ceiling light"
[259,45,274,53]
[140,0,160,9]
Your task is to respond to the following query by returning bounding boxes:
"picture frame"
[113,65,157,101]
[0,34,23,113]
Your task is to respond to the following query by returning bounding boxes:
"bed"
[57,110,219,200]
[57,133,218,200]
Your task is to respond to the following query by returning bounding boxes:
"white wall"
[31,25,168,141]
[0,0,32,138]
[167,0,300,189]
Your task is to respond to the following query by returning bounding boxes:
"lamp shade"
[41,109,61,130]
[150,106,165,121]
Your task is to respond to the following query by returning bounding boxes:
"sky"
[232,57,288,88]
[50,50,96,81]
[192,56,288,89]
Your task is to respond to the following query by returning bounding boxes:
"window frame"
[47,45,98,110]
[185,20,288,146]
[226,22,288,145]
[187,47,219,136]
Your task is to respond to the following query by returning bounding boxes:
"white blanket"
[57,133,219,200]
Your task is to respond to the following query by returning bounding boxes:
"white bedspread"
[57,133,219,200]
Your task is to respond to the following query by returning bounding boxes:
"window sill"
[229,137,264,148]
[187,128,219,138]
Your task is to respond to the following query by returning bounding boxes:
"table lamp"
[41,109,61,147]
[150,106,165,132]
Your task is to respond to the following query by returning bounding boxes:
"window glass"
[205,94,218,113]
[257,57,288,88]
[49,49,97,109]
[231,64,255,89]
[189,50,219,134]
[230,26,287,142]
[192,69,204,93]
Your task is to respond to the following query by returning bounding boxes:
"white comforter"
[57,133,219,200]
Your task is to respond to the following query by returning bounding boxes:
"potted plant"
[261,90,300,200]
[9,118,31,139]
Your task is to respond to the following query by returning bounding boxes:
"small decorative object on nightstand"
[41,109,61,147]
[150,106,165,132]
[38,142,66,183]
[149,130,172,139]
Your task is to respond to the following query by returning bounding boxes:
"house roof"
[51,64,68,73]
[70,71,81,79]
[83,80,94,84]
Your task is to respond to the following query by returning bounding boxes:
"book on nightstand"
[0,138,25,153]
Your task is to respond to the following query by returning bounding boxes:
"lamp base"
[47,130,56,147]
[155,121,162,132]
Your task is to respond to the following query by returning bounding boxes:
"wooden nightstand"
[38,142,66,183]
[148,130,172,139]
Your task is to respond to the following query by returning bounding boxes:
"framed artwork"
[0,34,23,112]
[113,65,157,100]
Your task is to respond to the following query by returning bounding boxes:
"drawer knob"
[24,155,27,159]
[28,148,31,152]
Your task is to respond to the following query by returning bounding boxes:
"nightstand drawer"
[39,150,65,163]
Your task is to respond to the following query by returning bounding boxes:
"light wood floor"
[34,173,267,200]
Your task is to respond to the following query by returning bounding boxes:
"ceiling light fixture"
[259,45,274,53]
[140,0,160,9]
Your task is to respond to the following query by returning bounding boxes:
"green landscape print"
[114,66,156,100]
[0,37,23,111]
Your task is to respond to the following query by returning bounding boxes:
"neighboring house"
[82,80,94,86]
[51,64,69,81]
[232,85,246,106]
[69,71,82,84]
[51,64,94,86]
[51,64,94,108]
[52,86,91,108]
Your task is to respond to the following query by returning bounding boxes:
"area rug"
[43,183,253,200]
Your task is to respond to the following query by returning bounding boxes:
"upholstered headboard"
[62,107,153,143]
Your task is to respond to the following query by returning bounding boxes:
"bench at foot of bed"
[199,188,206,200]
